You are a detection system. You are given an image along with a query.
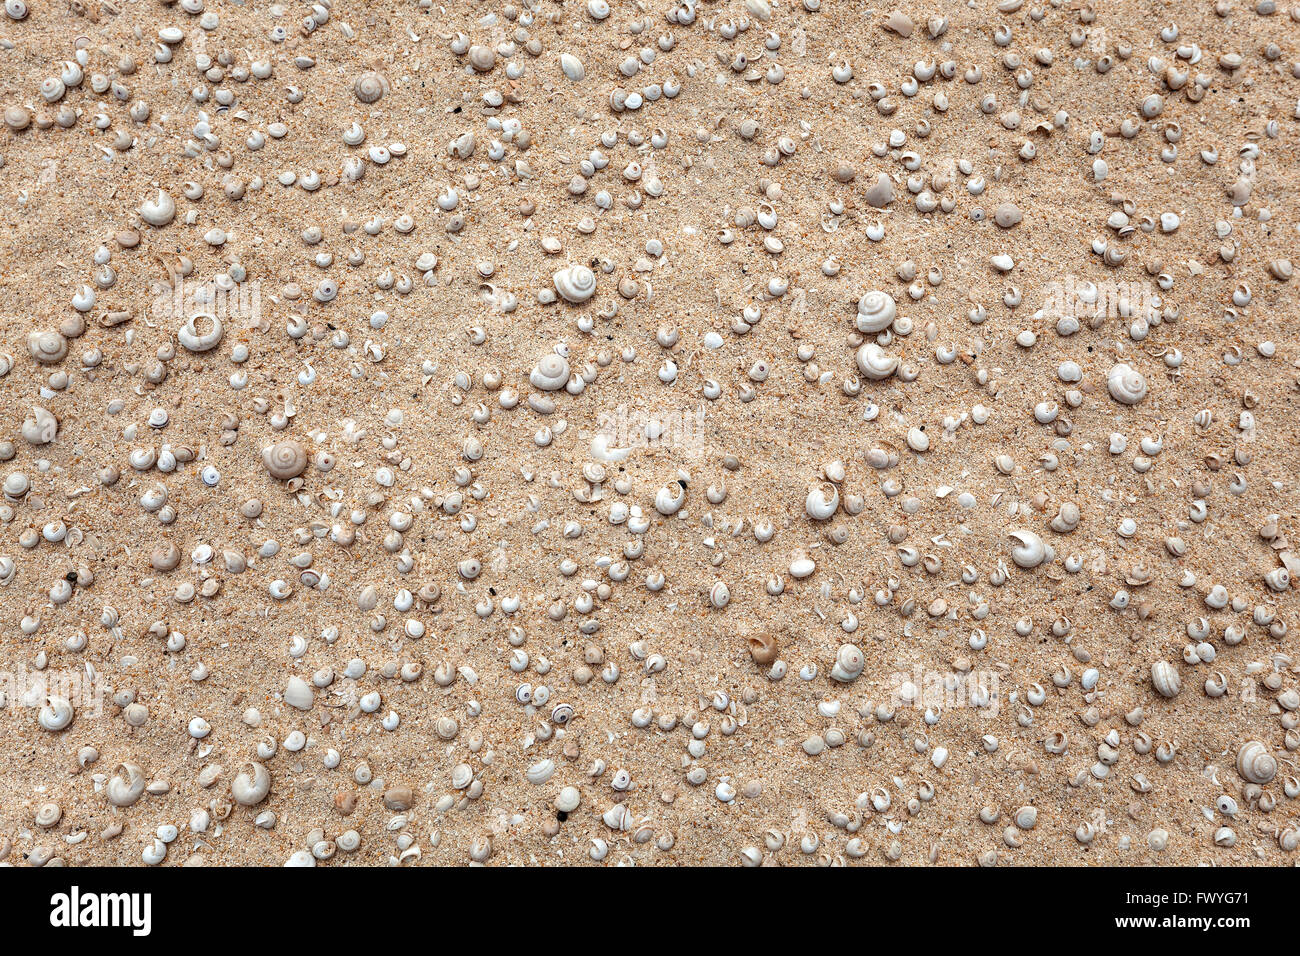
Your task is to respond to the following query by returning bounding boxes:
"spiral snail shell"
[805,482,839,521]
[1236,740,1276,784]
[177,312,224,352]
[830,643,865,682]
[262,440,308,480]
[138,189,176,227]
[1107,362,1148,405]
[27,329,68,364]
[21,406,58,445]
[353,71,387,103]
[1008,530,1052,569]
[232,762,272,805]
[1150,660,1182,699]
[855,342,899,380]
[38,695,74,731]
[530,353,570,391]
[106,762,147,807]
[553,263,597,303]
[654,481,686,515]
[856,290,897,333]
[748,632,778,665]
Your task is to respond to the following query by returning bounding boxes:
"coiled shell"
[855,342,899,380]
[855,290,897,333]
[830,643,865,682]
[530,353,570,391]
[805,482,839,521]
[1009,530,1052,569]
[177,312,224,352]
[139,189,176,227]
[553,263,597,303]
[106,762,147,807]
[1150,660,1181,699]
[1107,363,1147,405]
[232,762,271,805]
[263,440,308,480]
[1236,740,1276,784]
[27,330,68,364]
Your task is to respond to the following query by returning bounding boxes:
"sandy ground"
[0,0,1297,866]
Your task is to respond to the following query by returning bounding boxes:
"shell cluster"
[0,0,1296,868]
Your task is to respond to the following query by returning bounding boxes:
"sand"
[0,0,1297,866]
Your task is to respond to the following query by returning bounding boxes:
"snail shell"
[138,189,176,227]
[805,482,840,520]
[27,329,68,364]
[830,643,865,682]
[177,312,224,352]
[21,406,58,445]
[37,695,74,731]
[1008,530,1052,569]
[1236,740,1276,784]
[232,762,271,805]
[262,440,308,480]
[654,481,686,515]
[530,353,570,391]
[748,633,778,665]
[1107,362,1148,405]
[106,762,147,807]
[855,342,899,380]
[1150,660,1182,699]
[855,290,897,333]
[553,263,597,303]
[353,71,387,103]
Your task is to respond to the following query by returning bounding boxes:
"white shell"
[1236,740,1276,784]
[177,312,224,352]
[38,695,74,731]
[232,762,271,805]
[139,189,176,227]
[1008,530,1051,569]
[805,483,839,521]
[830,643,865,682]
[855,290,897,333]
[106,762,147,807]
[21,406,58,445]
[1107,362,1148,404]
[553,263,597,303]
[559,53,585,81]
[855,342,899,379]
[1150,660,1182,699]
[530,353,570,391]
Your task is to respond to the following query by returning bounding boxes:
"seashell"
[559,53,585,81]
[177,312,224,352]
[232,762,271,805]
[139,189,176,227]
[748,633,778,665]
[550,703,574,725]
[353,71,386,103]
[855,290,897,333]
[830,643,865,682]
[855,342,898,379]
[1107,363,1148,405]
[526,759,556,785]
[106,762,147,807]
[805,483,839,521]
[530,353,570,391]
[553,263,597,303]
[21,406,58,445]
[1236,740,1276,784]
[27,329,68,364]
[602,804,632,830]
[1008,530,1051,569]
[1150,660,1181,699]
[654,481,686,516]
[263,440,308,480]
[38,695,74,731]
